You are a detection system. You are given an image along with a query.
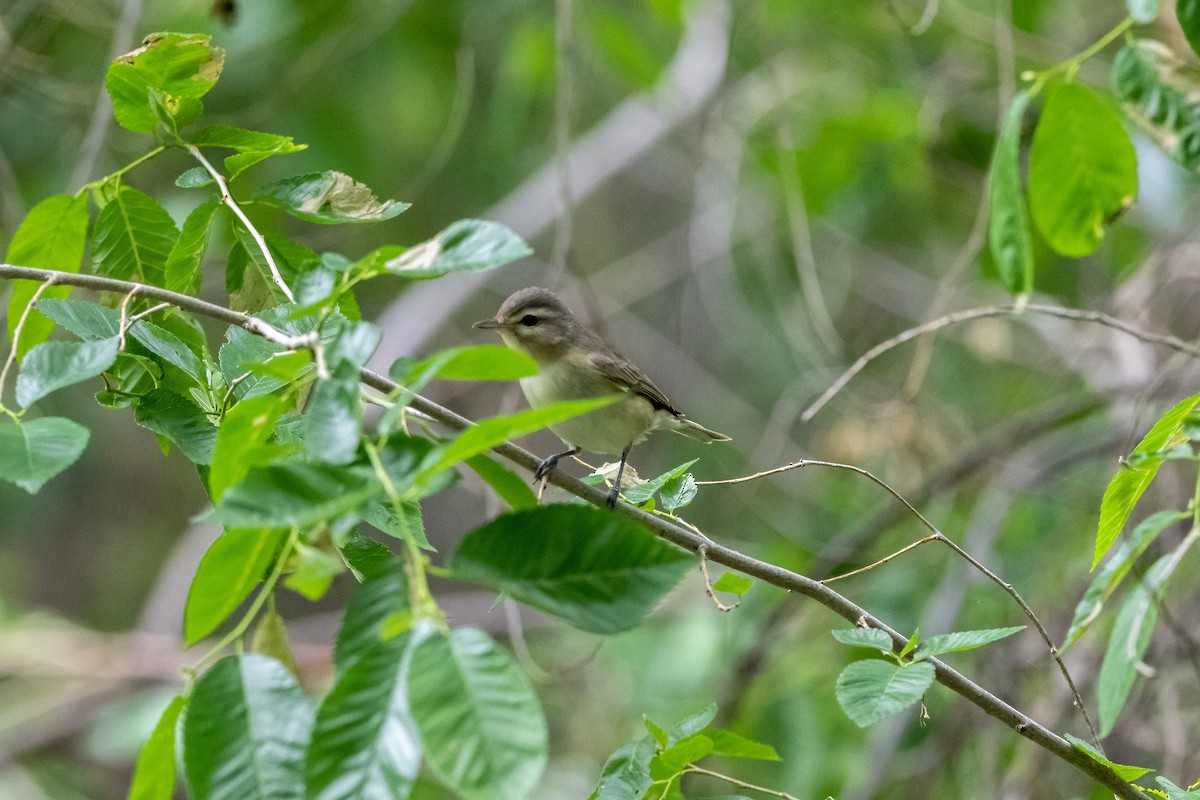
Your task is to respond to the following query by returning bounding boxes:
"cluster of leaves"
[0,31,733,800]
[984,4,1200,295]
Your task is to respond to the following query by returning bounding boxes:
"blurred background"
[3,0,1200,798]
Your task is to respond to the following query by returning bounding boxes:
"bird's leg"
[606,444,633,509]
[533,445,581,483]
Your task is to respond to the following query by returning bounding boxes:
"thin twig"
[698,456,1103,750]
[0,264,1146,798]
[127,302,171,325]
[186,144,295,302]
[0,278,55,404]
[801,302,1200,423]
[116,288,139,352]
[821,535,940,584]
[698,545,738,612]
[685,764,800,800]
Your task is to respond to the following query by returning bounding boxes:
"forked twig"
[698,545,738,612]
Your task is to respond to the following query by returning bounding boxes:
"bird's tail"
[671,417,732,443]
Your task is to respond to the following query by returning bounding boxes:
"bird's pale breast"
[520,359,656,455]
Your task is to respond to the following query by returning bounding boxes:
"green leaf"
[134,389,217,464]
[450,505,693,634]
[306,629,421,800]
[254,171,409,224]
[1027,82,1137,257]
[1095,391,1200,567]
[374,219,533,279]
[831,627,894,652]
[710,573,752,596]
[704,729,780,761]
[417,396,618,484]
[166,200,220,296]
[303,362,362,465]
[6,194,89,360]
[987,89,1034,295]
[183,654,312,800]
[91,186,179,286]
[1111,41,1200,170]
[0,417,90,493]
[1179,0,1200,57]
[659,472,697,511]
[835,660,936,727]
[668,704,717,743]
[396,345,538,383]
[15,337,119,408]
[407,627,547,800]
[1064,509,1187,651]
[218,309,318,398]
[127,695,185,800]
[106,32,223,132]
[210,393,290,502]
[590,737,655,800]
[250,607,300,678]
[131,320,207,384]
[623,460,697,504]
[1128,0,1160,23]
[184,528,285,645]
[643,717,669,747]
[177,167,214,188]
[215,463,380,528]
[362,500,433,551]
[1156,777,1200,800]
[465,454,540,510]
[283,543,344,600]
[1064,733,1153,781]
[191,125,305,180]
[36,298,121,340]
[912,626,1025,660]
[334,543,408,672]
[1098,551,1181,735]
[649,734,712,780]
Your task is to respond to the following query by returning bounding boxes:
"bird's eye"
[520,314,539,327]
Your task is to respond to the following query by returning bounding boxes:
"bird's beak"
[472,318,504,330]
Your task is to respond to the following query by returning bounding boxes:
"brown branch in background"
[0,265,1144,798]
[801,303,1200,423]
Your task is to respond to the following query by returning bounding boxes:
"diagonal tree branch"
[0,263,1146,800]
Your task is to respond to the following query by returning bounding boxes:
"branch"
[0,264,1144,799]
[802,302,1200,422]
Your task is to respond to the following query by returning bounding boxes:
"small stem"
[698,545,738,612]
[821,535,940,584]
[0,278,56,410]
[78,146,167,194]
[191,527,299,673]
[685,764,800,800]
[186,144,295,302]
[116,288,139,352]
[127,302,172,325]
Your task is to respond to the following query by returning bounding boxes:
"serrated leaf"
[623,460,697,504]
[591,737,655,800]
[710,573,752,596]
[395,345,538,384]
[166,200,220,295]
[1156,777,1200,800]
[283,543,344,600]
[1028,82,1137,257]
[0,417,90,493]
[36,298,121,340]
[184,528,285,645]
[1098,551,1182,735]
[450,505,693,634]
[183,654,312,800]
[15,337,119,408]
[254,171,409,224]
[177,167,214,188]
[334,542,408,672]
[660,472,697,511]
[835,660,935,727]
[1064,733,1153,781]
[6,194,90,360]
[988,89,1034,295]
[1065,509,1187,651]
[376,219,532,279]
[306,628,421,800]
[465,454,539,510]
[912,626,1025,660]
[210,393,290,502]
[303,362,362,466]
[362,500,433,551]
[1095,391,1200,567]
[132,320,207,384]
[91,186,179,286]
[667,704,718,745]
[649,734,712,780]
[127,695,185,800]
[831,627,894,652]
[417,396,618,484]
[407,627,547,800]
[704,729,780,761]
[215,463,380,528]
[134,389,217,464]
[106,33,223,133]
[643,717,669,747]
[191,125,305,178]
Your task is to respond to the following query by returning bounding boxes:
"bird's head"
[473,287,578,363]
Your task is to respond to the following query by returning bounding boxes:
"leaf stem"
[1025,16,1133,90]
[0,278,56,413]
[77,146,167,195]
[685,764,800,800]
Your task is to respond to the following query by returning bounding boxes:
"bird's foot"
[533,454,559,483]
[605,485,620,509]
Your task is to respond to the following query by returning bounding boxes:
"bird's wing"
[585,349,680,415]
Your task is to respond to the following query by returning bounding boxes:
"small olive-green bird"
[474,287,730,508]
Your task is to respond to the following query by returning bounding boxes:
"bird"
[473,287,730,508]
